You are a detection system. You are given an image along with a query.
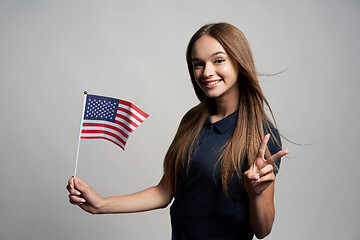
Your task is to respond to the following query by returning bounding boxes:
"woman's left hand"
[243,134,289,196]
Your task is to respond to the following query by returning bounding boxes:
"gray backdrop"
[1,0,359,239]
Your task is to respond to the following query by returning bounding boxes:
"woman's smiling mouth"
[204,79,222,88]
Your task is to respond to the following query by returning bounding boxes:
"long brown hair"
[163,22,280,194]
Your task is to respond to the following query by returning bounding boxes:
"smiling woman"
[191,35,240,102]
[67,22,289,240]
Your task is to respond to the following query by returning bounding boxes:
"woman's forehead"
[191,35,227,59]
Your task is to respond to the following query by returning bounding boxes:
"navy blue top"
[170,111,282,240]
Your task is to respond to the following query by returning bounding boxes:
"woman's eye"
[192,62,204,68]
[214,59,225,64]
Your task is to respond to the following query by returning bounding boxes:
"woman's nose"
[202,63,215,78]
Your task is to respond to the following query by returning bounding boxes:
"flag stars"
[84,95,120,122]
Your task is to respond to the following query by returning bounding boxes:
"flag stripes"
[82,123,129,139]
[81,135,125,149]
[119,100,148,120]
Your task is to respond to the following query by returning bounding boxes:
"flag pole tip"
[84,91,88,94]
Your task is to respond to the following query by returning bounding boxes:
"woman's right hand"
[67,177,104,214]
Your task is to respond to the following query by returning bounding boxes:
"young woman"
[67,22,289,240]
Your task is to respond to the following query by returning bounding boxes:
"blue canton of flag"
[84,95,119,122]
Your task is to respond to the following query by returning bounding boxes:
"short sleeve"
[264,121,282,175]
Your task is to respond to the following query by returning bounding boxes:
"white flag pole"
[74,91,88,179]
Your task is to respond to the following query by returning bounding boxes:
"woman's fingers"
[244,169,260,181]
[67,188,83,205]
[66,185,81,196]
[69,194,86,204]
[256,173,275,183]
[266,148,289,165]
[73,177,94,200]
[73,177,89,192]
[67,177,89,196]
[69,198,85,205]
[256,134,290,166]
[256,134,270,159]
[253,134,271,170]
[66,177,82,196]
[259,164,273,177]
[68,177,75,189]
[70,189,82,196]
[67,177,88,205]
[250,172,260,181]
[247,165,274,182]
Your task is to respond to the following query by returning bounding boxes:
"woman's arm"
[243,134,289,239]
[247,182,276,239]
[67,174,173,214]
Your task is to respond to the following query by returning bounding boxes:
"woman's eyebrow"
[191,51,226,61]
[191,57,201,62]
[211,51,226,57]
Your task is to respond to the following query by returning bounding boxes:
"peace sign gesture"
[243,134,289,196]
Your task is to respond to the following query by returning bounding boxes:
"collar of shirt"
[204,110,239,134]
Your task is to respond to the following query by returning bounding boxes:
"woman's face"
[191,35,240,101]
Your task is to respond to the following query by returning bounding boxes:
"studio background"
[0,1,359,239]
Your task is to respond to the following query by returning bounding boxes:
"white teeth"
[204,80,220,86]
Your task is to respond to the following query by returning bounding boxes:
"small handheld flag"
[81,93,149,149]
[74,92,149,177]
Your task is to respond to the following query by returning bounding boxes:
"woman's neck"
[211,95,239,123]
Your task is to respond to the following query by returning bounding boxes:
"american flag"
[80,94,149,150]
